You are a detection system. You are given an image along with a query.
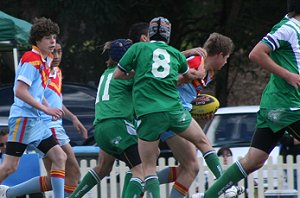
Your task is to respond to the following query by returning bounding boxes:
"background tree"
[0,0,286,106]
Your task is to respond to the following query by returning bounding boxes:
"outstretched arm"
[62,104,88,139]
[113,67,135,80]
[182,47,207,58]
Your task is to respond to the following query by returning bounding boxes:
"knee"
[53,151,67,165]
[3,164,18,175]
[181,158,199,178]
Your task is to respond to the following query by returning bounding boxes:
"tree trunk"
[215,0,242,107]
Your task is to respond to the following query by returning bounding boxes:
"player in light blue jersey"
[41,42,87,196]
[0,17,67,198]
[0,41,88,198]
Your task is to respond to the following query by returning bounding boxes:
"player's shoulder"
[21,51,42,66]
[131,41,147,48]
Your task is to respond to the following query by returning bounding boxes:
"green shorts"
[137,109,192,141]
[257,108,300,132]
[94,118,138,156]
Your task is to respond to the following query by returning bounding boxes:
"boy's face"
[36,34,57,57]
[213,53,230,70]
[51,43,62,68]
[0,133,8,154]
[219,150,232,165]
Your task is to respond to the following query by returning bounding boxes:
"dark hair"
[128,22,149,43]
[29,17,60,45]
[0,128,8,136]
[56,38,62,45]
[287,0,300,17]
[203,32,234,56]
[217,146,232,157]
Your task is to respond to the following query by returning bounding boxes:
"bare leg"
[166,136,199,187]
[43,143,80,192]
[0,155,21,182]
[138,139,160,198]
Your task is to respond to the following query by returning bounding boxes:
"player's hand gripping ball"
[191,94,220,118]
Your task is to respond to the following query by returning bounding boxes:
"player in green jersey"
[204,1,300,197]
[114,16,224,198]
[68,39,144,198]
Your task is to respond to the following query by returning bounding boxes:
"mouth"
[49,46,55,50]
[52,60,59,65]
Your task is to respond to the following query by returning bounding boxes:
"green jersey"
[257,15,300,131]
[94,65,134,125]
[118,41,188,118]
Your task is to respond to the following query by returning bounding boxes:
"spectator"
[0,128,8,160]
[217,146,233,165]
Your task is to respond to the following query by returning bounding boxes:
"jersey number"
[151,48,170,78]
[95,73,113,103]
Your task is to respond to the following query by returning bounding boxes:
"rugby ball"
[191,94,220,117]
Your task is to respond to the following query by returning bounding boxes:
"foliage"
[0,0,287,105]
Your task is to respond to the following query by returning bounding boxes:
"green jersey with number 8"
[118,41,188,118]
[94,65,134,124]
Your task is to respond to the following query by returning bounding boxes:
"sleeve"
[178,52,189,74]
[261,24,294,51]
[118,44,137,73]
[17,63,39,87]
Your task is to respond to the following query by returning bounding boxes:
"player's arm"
[62,104,88,139]
[15,80,63,119]
[178,66,206,85]
[249,42,300,88]
[182,47,207,58]
[113,67,135,80]
[42,97,49,107]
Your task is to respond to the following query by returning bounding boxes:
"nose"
[51,36,56,43]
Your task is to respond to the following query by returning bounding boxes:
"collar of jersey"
[32,45,54,63]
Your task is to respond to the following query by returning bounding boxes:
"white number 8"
[151,48,170,78]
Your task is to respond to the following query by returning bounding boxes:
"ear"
[140,34,148,42]
[218,52,224,57]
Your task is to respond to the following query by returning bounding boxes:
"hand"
[193,47,207,59]
[194,112,215,122]
[45,107,64,120]
[202,112,215,121]
[285,72,300,88]
[71,116,88,139]
[188,67,206,81]
[183,47,207,58]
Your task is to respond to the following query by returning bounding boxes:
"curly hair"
[29,17,60,45]
[203,32,234,56]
